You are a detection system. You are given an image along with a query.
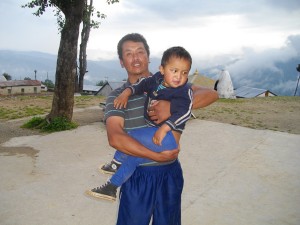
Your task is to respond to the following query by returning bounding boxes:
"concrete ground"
[0,120,299,225]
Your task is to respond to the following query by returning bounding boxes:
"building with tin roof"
[234,86,277,98]
[0,80,41,95]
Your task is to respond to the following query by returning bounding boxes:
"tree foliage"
[51,0,108,33]
[22,0,118,123]
[96,80,107,86]
[43,79,55,88]
[77,0,105,93]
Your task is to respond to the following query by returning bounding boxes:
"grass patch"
[0,106,48,120]
[22,116,78,133]
[0,94,105,120]
[74,95,100,108]
[192,96,300,134]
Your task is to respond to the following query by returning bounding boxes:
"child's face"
[159,56,190,88]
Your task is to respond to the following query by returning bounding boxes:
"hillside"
[1,49,299,96]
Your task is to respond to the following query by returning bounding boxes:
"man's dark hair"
[117,33,150,60]
[161,46,192,69]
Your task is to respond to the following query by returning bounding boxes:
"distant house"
[0,75,7,82]
[95,81,125,96]
[0,80,42,96]
[235,86,277,98]
[41,84,48,92]
[82,85,101,95]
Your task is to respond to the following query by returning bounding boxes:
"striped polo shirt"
[104,81,148,133]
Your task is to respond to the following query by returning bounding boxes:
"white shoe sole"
[98,164,116,175]
[85,190,116,202]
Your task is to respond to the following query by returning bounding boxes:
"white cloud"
[222,35,300,95]
[1,0,299,62]
[87,0,300,61]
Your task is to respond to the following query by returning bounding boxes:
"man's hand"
[147,100,171,124]
[154,149,179,162]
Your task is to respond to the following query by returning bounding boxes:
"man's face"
[120,41,150,77]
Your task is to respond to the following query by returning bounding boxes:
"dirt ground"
[1,94,300,148]
[0,96,104,157]
[1,94,299,225]
[193,96,300,135]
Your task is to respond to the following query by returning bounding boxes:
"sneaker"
[99,159,121,175]
[85,181,117,201]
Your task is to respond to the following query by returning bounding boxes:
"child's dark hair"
[161,46,192,69]
[117,33,150,60]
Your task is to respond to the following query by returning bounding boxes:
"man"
[89,33,218,225]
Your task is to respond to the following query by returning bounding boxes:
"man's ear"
[120,59,124,68]
[159,65,164,75]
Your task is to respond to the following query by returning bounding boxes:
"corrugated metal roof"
[109,81,125,90]
[235,86,276,98]
[0,80,41,87]
[94,81,125,96]
[83,85,101,92]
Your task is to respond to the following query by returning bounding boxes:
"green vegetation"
[21,116,78,133]
[0,94,104,120]
[42,79,55,89]
[0,106,48,120]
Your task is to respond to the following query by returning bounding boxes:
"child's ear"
[159,65,164,75]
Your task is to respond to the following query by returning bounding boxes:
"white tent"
[216,70,236,99]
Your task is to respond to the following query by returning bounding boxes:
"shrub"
[22,116,78,132]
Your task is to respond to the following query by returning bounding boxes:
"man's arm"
[191,85,219,109]
[106,116,179,162]
[148,85,218,124]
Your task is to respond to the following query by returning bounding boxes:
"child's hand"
[114,88,132,109]
[114,93,128,109]
[152,125,169,146]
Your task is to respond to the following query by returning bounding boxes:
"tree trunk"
[78,0,92,93]
[48,0,85,122]
[75,62,79,93]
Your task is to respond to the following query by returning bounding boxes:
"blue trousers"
[110,127,178,187]
[116,160,184,225]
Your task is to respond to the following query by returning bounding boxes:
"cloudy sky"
[1,0,300,95]
[1,0,299,60]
